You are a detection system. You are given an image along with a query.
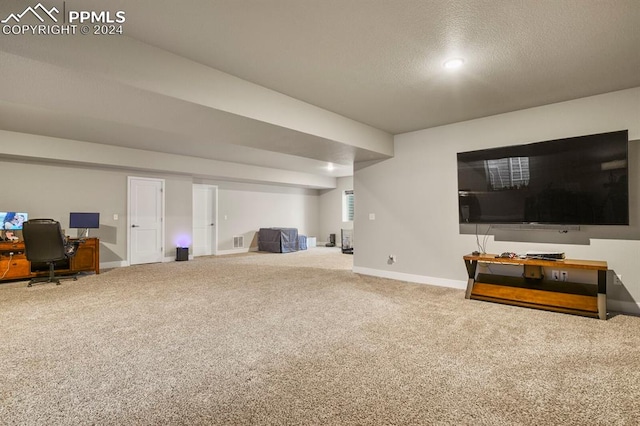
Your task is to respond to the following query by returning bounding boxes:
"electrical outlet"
[613,274,623,286]
[388,254,396,264]
[560,271,568,282]
[552,270,560,281]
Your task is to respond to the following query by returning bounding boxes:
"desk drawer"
[0,257,31,279]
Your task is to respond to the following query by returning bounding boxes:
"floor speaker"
[176,247,189,261]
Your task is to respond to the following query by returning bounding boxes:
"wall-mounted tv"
[457,130,629,225]
[1,212,28,230]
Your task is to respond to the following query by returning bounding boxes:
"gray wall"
[353,87,640,313]
[1,160,128,264]
[1,160,323,266]
[319,176,353,244]
[197,179,320,252]
[165,176,194,255]
[0,161,199,264]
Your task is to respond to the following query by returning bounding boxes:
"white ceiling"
[1,0,639,181]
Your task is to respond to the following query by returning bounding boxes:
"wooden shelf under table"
[463,254,608,320]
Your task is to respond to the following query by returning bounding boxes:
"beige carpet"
[0,247,638,425]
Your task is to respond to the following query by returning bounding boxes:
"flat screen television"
[1,212,28,230]
[457,130,629,225]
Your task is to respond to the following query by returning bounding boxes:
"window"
[485,157,530,190]
[342,190,354,222]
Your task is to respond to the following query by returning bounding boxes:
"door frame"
[192,183,218,256]
[127,176,165,266]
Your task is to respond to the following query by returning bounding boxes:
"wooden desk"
[463,253,608,320]
[0,238,100,282]
[69,238,100,275]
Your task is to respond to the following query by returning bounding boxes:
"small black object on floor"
[176,247,189,261]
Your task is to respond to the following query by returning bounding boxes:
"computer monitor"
[1,211,28,241]
[1,211,28,230]
[69,212,100,237]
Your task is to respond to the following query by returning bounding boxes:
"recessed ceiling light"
[443,58,465,70]
[327,163,335,171]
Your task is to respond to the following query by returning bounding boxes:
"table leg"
[464,259,478,299]
[597,269,607,320]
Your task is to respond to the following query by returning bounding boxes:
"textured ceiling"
[1,0,639,181]
[115,0,640,133]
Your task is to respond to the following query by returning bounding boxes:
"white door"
[128,177,164,265]
[192,184,217,256]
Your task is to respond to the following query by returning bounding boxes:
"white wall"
[353,87,640,313]
[319,176,354,244]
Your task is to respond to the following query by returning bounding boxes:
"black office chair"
[22,219,80,287]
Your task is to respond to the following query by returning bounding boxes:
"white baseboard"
[105,247,260,269]
[106,256,194,267]
[352,266,467,290]
[216,247,258,256]
[99,260,128,270]
[353,266,640,316]
[163,255,196,262]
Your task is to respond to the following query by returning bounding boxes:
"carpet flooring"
[0,247,639,425]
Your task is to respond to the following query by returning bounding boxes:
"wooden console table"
[463,254,607,320]
[0,238,100,282]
